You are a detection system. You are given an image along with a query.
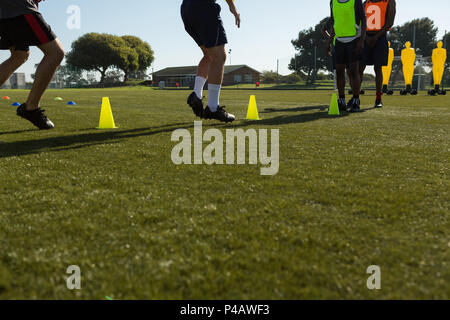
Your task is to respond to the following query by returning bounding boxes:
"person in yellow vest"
[330,0,367,113]
[321,18,357,95]
[382,41,395,94]
[431,41,447,95]
[401,41,415,94]
[360,0,396,108]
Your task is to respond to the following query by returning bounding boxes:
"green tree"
[260,70,279,84]
[121,36,155,81]
[289,18,331,85]
[66,33,138,84]
[53,64,83,87]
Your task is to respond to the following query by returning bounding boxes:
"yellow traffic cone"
[97,97,118,129]
[329,93,340,116]
[246,95,260,120]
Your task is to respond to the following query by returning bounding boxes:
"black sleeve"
[355,0,366,25]
[330,0,334,23]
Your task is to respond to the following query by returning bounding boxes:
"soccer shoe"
[348,98,362,113]
[187,92,204,118]
[346,97,355,109]
[338,98,348,112]
[17,104,54,130]
[203,106,235,123]
[374,100,383,108]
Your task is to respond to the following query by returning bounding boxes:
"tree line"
[54,33,154,87]
[289,18,449,87]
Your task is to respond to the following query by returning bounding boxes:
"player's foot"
[374,100,383,108]
[187,92,204,118]
[203,106,235,123]
[348,98,362,113]
[347,97,355,109]
[338,98,348,111]
[17,104,54,130]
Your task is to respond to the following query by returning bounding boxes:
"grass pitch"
[0,88,448,299]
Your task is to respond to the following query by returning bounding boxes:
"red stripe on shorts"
[24,14,49,44]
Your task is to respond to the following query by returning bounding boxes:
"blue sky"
[2,0,449,81]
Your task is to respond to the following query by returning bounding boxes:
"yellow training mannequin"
[382,41,395,86]
[432,41,447,87]
[401,41,415,87]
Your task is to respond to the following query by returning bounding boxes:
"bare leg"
[197,46,210,79]
[374,65,383,95]
[349,61,361,96]
[204,45,226,85]
[0,48,29,86]
[336,64,346,97]
[359,64,366,91]
[26,39,64,111]
[347,67,354,92]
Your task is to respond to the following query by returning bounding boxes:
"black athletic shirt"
[0,0,39,19]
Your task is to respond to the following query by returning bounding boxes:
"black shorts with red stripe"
[0,12,56,52]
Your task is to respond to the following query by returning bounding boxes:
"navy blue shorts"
[361,34,389,67]
[181,0,228,48]
[335,38,362,65]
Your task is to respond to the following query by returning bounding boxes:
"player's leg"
[25,39,64,111]
[0,48,30,86]
[374,65,383,108]
[347,65,355,105]
[359,64,366,93]
[14,13,63,129]
[373,36,389,107]
[196,47,210,93]
[187,46,211,118]
[347,38,362,113]
[198,1,234,123]
[182,1,210,118]
[336,64,348,111]
[348,60,362,112]
[335,40,350,111]
[202,44,234,122]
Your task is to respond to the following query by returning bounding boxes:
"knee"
[336,65,345,74]
[53,46,65,64]
[11,50,30,65]
[47,46,65,65]
[348,65,357,75]
[209,49,227,64]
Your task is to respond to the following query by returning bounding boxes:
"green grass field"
[0,88,448,300]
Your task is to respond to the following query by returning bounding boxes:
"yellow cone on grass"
[246,95,260,120]
[329,93,340,116]
[97,97,118,129]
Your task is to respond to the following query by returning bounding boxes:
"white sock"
[207,84,221,112]
[194,76,206,99]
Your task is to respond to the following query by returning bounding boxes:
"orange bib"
[365,0,389,32]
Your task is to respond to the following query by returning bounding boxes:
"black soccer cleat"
[374,100,383,108]
[203,106,235,123]
[348,98,362,113]
[17,104,54,130]
[338,98,348,112]
[187,92,204,118]
[346,97,355,109]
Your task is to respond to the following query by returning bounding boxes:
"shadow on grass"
[0,129,37,136]
[261,105,328,114]
[0,106,350,158]
[237,105,351,127]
